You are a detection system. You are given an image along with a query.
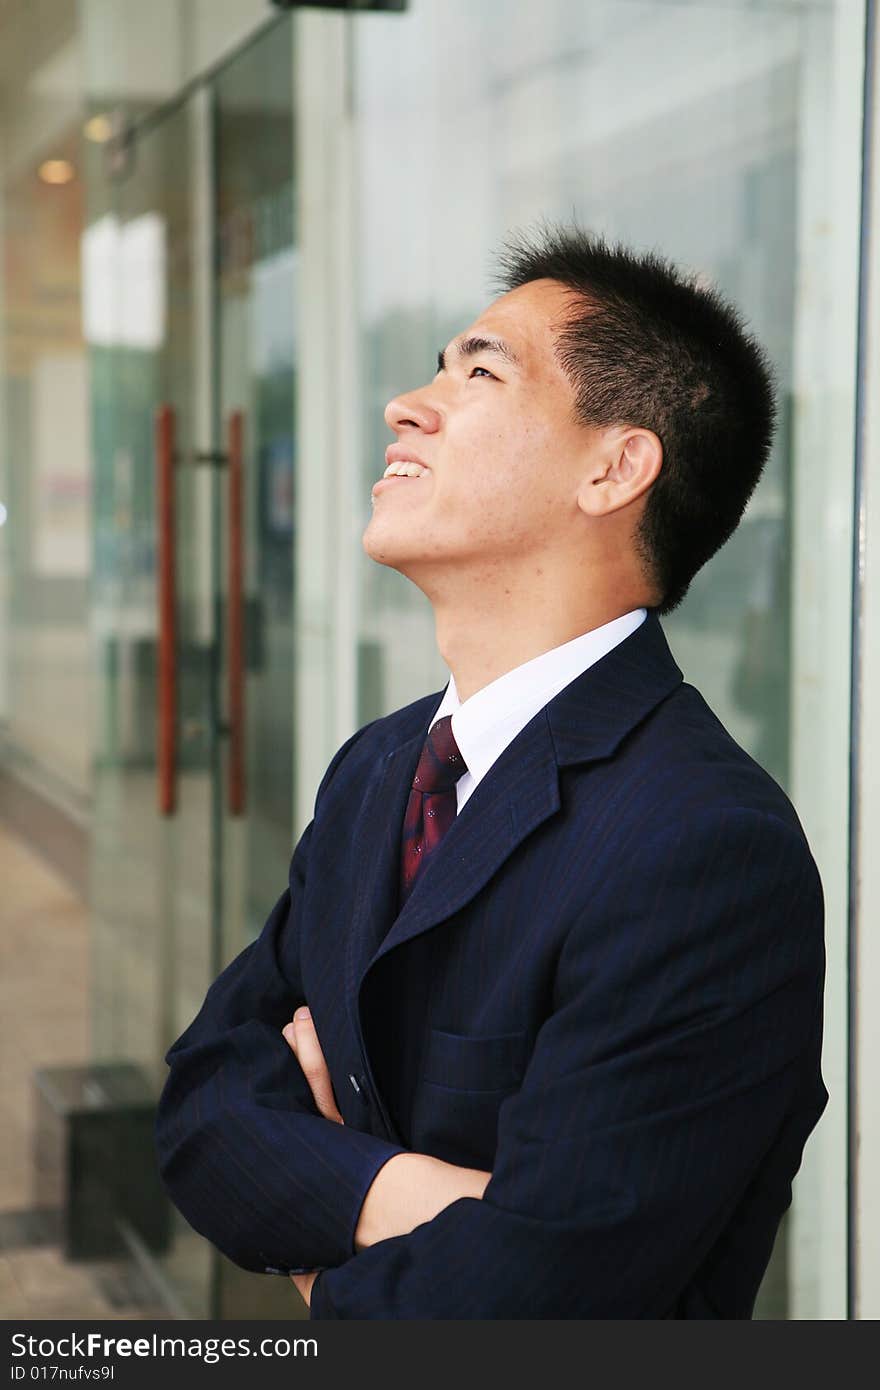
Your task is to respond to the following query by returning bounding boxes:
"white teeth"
[383,461,429,478]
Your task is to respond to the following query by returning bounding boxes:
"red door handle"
[155,403,176,816]
[227,410,245,816]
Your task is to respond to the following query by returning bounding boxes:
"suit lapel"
[348,609,683,1010]
[343,727,428,1028]
[362,712,562,974]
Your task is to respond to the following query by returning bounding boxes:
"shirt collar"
[429,608,647,785]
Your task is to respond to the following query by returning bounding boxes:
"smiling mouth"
[371,473,430,498]
[372,460,432,497]
[381,462,431,480]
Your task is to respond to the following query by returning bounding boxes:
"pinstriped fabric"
[155,611,828,1319]
[154,724,408,1274]
[398,715,468,909]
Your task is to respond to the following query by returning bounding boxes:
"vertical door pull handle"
[228,410,246,816]
[156,404,177,816]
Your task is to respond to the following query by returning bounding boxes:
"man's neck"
[434,597,647,704]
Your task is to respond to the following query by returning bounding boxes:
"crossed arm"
[157,792,825,1318]
[281,1007,491,1307]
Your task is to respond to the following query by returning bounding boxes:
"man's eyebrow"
[436,335,523,374]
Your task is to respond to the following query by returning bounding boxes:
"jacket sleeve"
[308,806,828,1319]
[154,723,406,1274]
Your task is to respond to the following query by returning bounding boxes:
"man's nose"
[383,386,441,434]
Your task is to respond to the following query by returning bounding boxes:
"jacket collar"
[547,605,683,766]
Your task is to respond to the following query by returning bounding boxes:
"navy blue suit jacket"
[155,610,827,1318]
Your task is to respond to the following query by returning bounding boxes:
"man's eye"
[469,365,496,380]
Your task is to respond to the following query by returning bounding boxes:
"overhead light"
[84,114,114,144]
[38,159,75,185]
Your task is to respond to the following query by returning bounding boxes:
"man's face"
[364,278,602,583]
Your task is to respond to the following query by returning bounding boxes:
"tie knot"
[412,715,468,793]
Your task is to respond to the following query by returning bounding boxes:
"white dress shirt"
[429,608,647,814]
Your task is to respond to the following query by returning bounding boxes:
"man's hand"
[282,1007,344,1123]
[290,1271,318,1307]
[281,1005,492,1268]
[282,1012,336,1310]
[353,1151,491,1250]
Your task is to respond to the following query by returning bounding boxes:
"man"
[155,224,827,1319]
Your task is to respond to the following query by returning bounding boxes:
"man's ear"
[577,428,663,518]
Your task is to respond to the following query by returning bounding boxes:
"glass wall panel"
[0,0,91,809]
[80,0,272,124]
[854,7,880,1312]
[0,3,277,812]
[347,0,865,1318]
[84,8,305,1320]
[85,88,219,1314]
[215,26,298,955]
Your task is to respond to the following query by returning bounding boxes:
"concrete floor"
[0,822,168,1320]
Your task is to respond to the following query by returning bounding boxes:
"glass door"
[88,13,302,1319]
[213,20,298,976]
[212,19,300,1321]
[88,83,219,1316]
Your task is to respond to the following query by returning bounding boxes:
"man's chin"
[363,537,442,592]
[362,526,419,570]
[363,545,418,575]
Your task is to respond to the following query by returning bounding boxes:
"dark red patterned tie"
[399,714,468,908]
